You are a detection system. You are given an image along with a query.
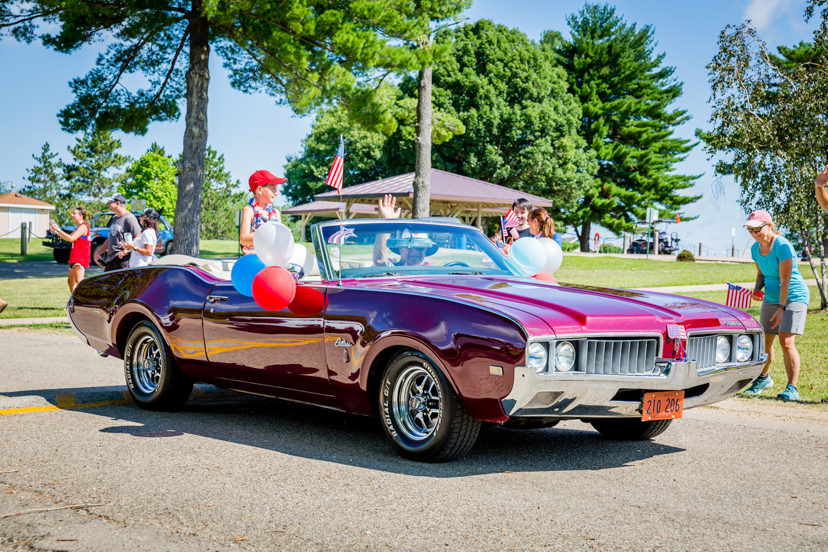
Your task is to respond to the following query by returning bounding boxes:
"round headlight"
[736,335,753,362]
[555,341,577,372]
[527,343,548,373]
[716,336,731,364]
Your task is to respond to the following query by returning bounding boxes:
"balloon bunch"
[508,237,563,281]
[230,221,324,312]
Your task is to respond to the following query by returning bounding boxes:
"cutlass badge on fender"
[335,338,353,347]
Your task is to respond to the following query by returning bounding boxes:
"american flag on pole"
[726,282,753,309]
[503,209,520,228]
[325,136,345,194]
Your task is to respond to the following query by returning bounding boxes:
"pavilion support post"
[477,203,482,228]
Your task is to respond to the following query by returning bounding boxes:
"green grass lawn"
[678,286,827,403]
[0,238,54,262]
[0,277,69,319]
[555,255,818,289]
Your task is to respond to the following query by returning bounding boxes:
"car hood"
[349,275,760,338]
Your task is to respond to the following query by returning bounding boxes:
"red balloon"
[534,272,558,282]
[252,266,297,311]
[288,285,328,316]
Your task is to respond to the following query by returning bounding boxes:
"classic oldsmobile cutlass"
[67,219,766,462]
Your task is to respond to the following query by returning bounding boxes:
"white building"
[0,193,56,238]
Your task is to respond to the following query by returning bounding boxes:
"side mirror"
[286,263,304,281]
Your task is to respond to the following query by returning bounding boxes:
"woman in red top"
[50,207,91,292]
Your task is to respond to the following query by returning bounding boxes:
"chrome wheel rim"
[391,365,442,441]
[132,335,162,394]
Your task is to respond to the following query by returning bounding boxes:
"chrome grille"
[687,335,717,372]
[584,339,658,375]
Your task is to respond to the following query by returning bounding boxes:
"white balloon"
[537,238,563,274]
[287,244,317,277]
[253,221,296,267]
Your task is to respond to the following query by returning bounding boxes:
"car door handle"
[207,295,229,303]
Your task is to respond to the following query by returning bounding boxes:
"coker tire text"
[379,350,480,462]
[124,322,193,411]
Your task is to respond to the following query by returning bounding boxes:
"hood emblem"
[724,321,740,326]
[335,338,353,347]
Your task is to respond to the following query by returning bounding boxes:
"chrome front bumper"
[501,355,767,419]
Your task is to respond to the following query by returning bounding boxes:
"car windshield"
[314,220,520,279]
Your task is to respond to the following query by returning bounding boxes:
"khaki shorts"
[760,301,807,335]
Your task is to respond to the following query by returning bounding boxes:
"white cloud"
[744,0,800,31]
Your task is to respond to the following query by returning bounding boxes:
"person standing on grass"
[527,208,563,246]
[93,193,141,272]
[50,206,91,292]
[240,170,284,255]
[741,210,810,401]
[120,209,160,267]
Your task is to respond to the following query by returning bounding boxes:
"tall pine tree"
[63,129,130,212]
[120,143,178,220]
[549,4,700,251]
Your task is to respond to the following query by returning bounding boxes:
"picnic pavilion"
[282,169,552,241]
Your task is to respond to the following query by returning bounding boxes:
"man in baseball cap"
[106,192,128,205]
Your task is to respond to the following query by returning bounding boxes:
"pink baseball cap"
[744,210,773,228]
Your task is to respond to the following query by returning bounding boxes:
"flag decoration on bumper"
[667,324,687,361]
[725,282,752,309]
[325,136,345,194]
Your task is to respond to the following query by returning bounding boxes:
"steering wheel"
[444,262,470,267]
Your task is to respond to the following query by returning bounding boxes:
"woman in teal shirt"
[742,210,810,401]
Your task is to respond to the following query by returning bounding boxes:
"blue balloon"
[231,254,266,297]
[510,238,547,277]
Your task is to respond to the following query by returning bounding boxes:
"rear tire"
[589,418,673,440]
[53,249,70,264]
[124,322,193,411]
[379,351,480,462]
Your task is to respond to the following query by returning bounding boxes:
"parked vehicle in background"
[44,210,173,263]
[628,231,681,255]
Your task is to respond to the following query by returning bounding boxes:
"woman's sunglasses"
[747,225,766,234]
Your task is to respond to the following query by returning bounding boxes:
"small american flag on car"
[725,283,752,309]
[666,324,687,361]
[327,227,356,245]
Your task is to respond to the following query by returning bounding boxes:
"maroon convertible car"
[67,219,766,462]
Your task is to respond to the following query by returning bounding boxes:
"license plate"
[642,390,684,421]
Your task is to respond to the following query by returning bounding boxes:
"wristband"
[777,305,786,311]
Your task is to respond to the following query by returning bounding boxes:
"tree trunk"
[579,221,591,252]
[173,5,210,257]
[412,65,432,219]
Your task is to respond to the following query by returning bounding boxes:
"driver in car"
[377,229,439,267]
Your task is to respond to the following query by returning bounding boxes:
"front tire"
[124,322,193,411]
[53,248,70,264]
[589,418,673,440]
[379,351,480,462]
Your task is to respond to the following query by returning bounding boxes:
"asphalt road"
[1,330,827,552]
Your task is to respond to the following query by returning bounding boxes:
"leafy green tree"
[285,21,594,215]
[200,147,246,240]
[703,8,828,307]
[63,129,130,213]
[0,0,466,254]
[550,4,700,251]
[22,143,72,224]
[119,143,178,221]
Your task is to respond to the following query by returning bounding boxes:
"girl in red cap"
[240,170,285,255]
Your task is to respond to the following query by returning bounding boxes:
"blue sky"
[0,0,817,254]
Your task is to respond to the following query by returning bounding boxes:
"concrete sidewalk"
[0,316,70,326]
